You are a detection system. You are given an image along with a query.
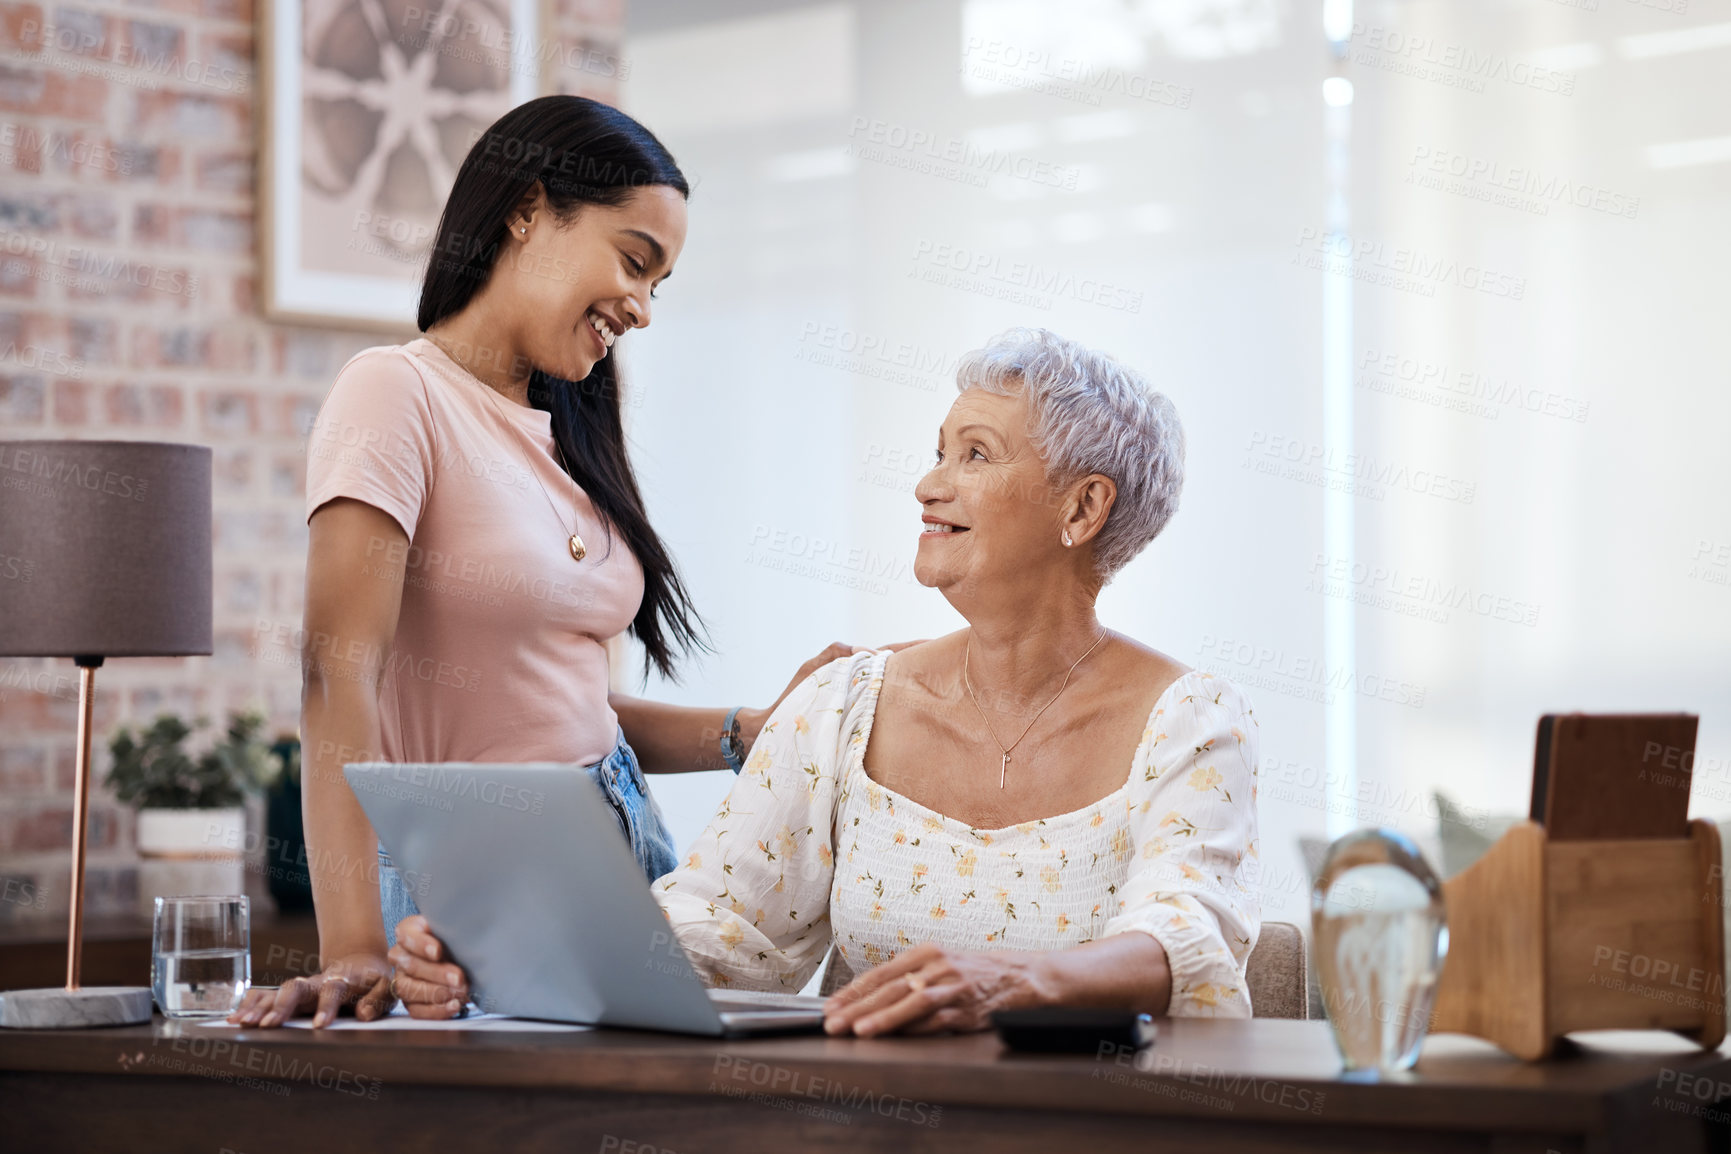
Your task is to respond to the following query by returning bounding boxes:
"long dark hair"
[418,95,705,681]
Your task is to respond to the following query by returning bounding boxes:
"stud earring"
[519,226,526,234]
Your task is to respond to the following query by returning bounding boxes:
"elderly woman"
[653,327,1261,1036]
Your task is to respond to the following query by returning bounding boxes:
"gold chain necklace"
[425,334,587,562]
[963,627,1108,789]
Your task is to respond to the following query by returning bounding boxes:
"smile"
[586,310,618,350]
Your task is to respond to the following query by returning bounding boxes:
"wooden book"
[1530,713,1698,840]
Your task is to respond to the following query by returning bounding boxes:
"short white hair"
[956,327,1185,581]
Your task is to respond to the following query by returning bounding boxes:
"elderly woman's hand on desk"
[386,914,472,1018]
[821,944,1039,1036]
[821,934,1174,1036]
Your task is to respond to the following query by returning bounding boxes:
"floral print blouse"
[652,649,1262,1017]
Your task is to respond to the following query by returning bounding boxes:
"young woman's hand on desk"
[227,952,395,1028]
[386,914,471,1018]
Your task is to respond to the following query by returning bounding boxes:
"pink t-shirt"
[304,337,643,766]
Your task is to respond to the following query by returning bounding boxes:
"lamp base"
[0,986,153,1029]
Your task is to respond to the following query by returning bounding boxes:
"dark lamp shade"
[0,440,212,658]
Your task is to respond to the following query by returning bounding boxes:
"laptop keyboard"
[708,990,827,1013]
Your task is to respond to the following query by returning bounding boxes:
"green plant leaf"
[106,709,280,809]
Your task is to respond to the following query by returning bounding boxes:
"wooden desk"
[2,1017,1727,1152]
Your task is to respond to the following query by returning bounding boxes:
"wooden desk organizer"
[1431,819,1725,1059]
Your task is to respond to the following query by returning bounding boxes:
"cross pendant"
[1000,752,1009,789]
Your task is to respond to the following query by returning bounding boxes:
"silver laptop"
[344,760,827,1037]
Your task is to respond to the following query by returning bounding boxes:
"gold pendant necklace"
[426,335,586,563]
[963,627,1108,788]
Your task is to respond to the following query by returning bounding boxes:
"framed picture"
[259,0,541,331]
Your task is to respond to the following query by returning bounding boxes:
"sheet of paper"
[195,1010,590,1032]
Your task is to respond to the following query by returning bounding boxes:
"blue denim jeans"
[377,728,678,950]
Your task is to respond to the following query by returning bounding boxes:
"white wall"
[616,0,1731,930]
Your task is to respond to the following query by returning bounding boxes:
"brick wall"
[0,0,625,923]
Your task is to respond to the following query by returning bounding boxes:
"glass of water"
[152,895,251,1020]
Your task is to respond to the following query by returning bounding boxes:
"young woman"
[229,96,855,1028]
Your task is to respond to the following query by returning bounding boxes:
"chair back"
[818,950,853,998]
[1244,921,1308,1019]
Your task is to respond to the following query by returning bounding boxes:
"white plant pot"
[135,808,246,920]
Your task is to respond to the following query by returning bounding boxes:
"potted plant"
[263,733,314,912]
[107,711,277,918]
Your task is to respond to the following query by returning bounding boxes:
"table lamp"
[0,440,212,1028]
